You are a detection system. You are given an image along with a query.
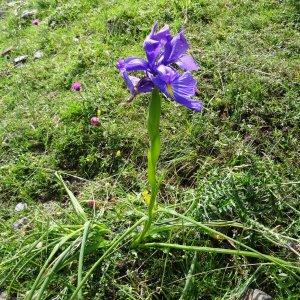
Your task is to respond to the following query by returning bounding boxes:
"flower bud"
[90,116,100,126]
[71,82,81,91]
[32,19,40,26]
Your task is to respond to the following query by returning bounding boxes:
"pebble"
[243,289,272,300]
[1,47,13,57]
[0,291,7,300]
[13,55,28,65]
[34,50,43,59]
[21,10,37,19]
[15,202,28,212]
[12,217,29,230]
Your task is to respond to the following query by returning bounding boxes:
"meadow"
[0,0,299,299]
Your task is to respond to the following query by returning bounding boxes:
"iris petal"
[123,57,149,71]
[162,30,189,64]
[120,71,153,95]
[156,65,179,84]
[171,72,196,97]
[152,76,169,96]
[144,38,160,66]
[172,72,202,112]
[175,54,199,71]
[121,71,136,94]
[152,68,202,112]
[144,22,172,66]
[136,77,154,93]
[172,94,203,112]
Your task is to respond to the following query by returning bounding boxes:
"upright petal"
[144,22,172,67]
[162,30,189,64]
[152,24,172,42]
[144,38,160,66]
[175,54,199,71]
[171,72,202,112]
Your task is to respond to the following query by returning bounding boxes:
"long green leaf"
[25,228,82,300]
[143,242,298,267]
[35,236,82,300]
[70,216,147,300]
[55,172,87,222]
[77,221,90,299]
[160,208,300,274]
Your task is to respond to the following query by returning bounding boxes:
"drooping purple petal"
[172,71,196,97]
[175,54,199,71]
[121,71,136,94]
[162,30,189,65]
[119,70,153,95]
[171,72,202,111]
[117,57,148,72]
[172,94,203,112]
[152,67,202,112]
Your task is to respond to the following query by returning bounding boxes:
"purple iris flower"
[117,22,202,112]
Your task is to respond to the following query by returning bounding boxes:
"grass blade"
[143,242,298,268]
[25,228,83,300]
[70,216,147,300]
[159,208,300,273]
[77,221,90,299]
[35,236,82,299]
[179,252,197,300]
[55,172,87,222]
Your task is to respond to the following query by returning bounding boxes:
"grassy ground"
[0,0,300,299]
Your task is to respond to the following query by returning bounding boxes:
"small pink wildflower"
[32,19,40,26]
[90,116,100,126]
[71,82,81,91]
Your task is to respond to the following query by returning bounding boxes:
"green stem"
[134,89,162,245]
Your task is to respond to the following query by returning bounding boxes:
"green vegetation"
[0,0,299,299]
